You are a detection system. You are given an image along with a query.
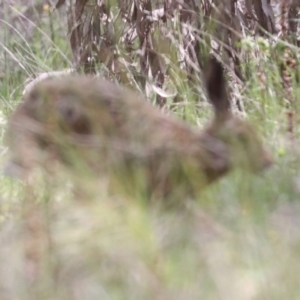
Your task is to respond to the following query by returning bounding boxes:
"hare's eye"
[64,107,75,120]
[237,131,249,146]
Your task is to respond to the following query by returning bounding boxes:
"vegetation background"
[1,0,300,299]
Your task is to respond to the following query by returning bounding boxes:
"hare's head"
[203,57,273,173]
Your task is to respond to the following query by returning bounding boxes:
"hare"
[4,57,272,200]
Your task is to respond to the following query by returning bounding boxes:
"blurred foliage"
[0,0,300,299]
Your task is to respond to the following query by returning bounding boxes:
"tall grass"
[0,4,300,300]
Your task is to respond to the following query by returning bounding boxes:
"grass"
[1,5,300,300]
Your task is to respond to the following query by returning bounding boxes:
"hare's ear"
[204,56,231,115]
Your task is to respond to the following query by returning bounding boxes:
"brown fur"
[4,58,273,200]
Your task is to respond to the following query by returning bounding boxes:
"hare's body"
[5,58,272,199]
